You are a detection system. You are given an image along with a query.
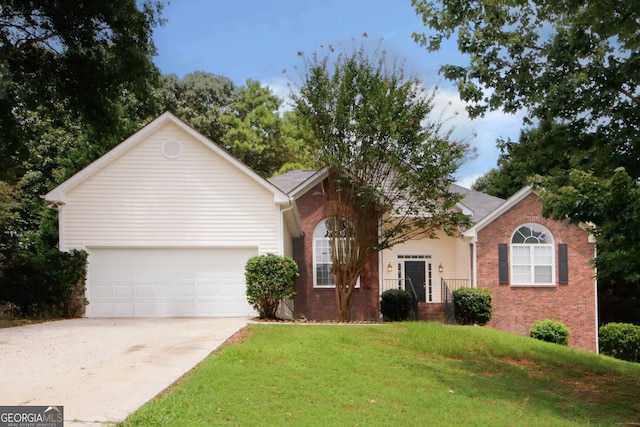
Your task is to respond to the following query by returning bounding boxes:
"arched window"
[511,224,555,285]
[312,218,358,288]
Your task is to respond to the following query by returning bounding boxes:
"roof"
[270,170,505,224]
[450,183,505,224]
[46,112,291,205]
[462,186,534,242]
[269,170,318,194]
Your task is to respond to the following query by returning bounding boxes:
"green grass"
[120,323,640,426]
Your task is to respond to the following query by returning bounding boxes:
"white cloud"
[431,88,525,187]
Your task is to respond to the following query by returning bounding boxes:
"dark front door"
[405,261,426,302]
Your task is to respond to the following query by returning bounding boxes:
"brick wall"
[292,183,380,321]
[476,192,597,352]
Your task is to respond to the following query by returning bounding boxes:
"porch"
[381,278,471,322]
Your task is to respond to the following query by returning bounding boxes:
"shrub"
[530,319,570,345]
[380,289,414,321]
[452,287,493,325]
[599,323,640,363]
[245,254,299,319]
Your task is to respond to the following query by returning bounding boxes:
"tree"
[219,80,313,177]
[472,121,588,199]
[291,44,471,321]
[412,0,638,140]
[413,0,640,323]
[155,72,237,144]
[0,0,164,182]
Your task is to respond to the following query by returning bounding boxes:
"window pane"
[512,246,530,264]
[316,264,334,286]
[534,246,552,264]
[534,266,552,283]
[315,239,332,263]
[512,266,531,283]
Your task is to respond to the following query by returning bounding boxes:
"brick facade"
[476,193,597,352]
[292,183,380,321]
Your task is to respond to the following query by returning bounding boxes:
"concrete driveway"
[0,317,248,426]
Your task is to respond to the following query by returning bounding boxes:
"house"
[46,113,598,352]
[45,112,301,318]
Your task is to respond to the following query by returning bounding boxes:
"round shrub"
[599,322,640,363]
[380,289,414,321]
[245,254,299,319]
[530,319,570,345]
[452,287,493,325]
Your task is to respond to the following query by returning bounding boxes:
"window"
[510,224,555,285]
[312,218,358,288]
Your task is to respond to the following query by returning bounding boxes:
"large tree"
[155,72,237,144]
[413,0,640,322]
[0,0,164,182]
[292,44,471,321]
[219,79,313,177]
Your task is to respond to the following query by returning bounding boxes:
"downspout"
[378,218,384,320]
[593,239,599,354]
[279,198,297,256]
[471,240,477,288]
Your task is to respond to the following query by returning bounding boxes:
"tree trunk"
[336,286,353,322]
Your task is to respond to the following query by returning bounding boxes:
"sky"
[152,0,526,188]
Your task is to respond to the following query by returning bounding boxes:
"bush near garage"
[245,254,299,319]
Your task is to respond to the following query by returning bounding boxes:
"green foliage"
[452,287,493,325]
[380,289,414,321]
[245,254,299,319]
[530,319,570,346]
[291,41,472,320]
[0,209,87,318]
[417,0,640,325]
[538,168,640,286]
[0,0,163,182]
[599,323,640,363]
[154,72,238,144]
[219,80,313,177]
[412,0,638,133]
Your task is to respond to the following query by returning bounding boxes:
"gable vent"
[162,140,182,159]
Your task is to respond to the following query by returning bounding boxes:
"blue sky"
[152,0,525,187]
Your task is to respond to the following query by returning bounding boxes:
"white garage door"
[86,247,258,317]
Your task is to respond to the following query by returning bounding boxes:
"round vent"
[162,140,182,159]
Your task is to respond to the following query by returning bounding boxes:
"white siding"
[60,122,282,254]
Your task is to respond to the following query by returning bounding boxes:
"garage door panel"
[114,285,134,298]
[86,248,257,317]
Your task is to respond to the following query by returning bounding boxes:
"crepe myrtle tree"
[291,40,472,321]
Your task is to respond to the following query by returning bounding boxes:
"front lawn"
[120,322,640,426]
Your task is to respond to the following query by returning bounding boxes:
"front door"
[405,261,426,302]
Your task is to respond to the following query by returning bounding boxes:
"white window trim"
[510,224,556,286]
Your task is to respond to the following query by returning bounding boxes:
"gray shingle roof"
[269,170,317,194]
[450,183,505,223]
[270,170,505,224]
